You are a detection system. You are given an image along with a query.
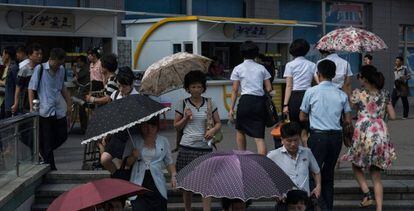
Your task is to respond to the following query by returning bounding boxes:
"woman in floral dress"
[342,65,396,211]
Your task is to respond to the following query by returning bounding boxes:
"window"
[173,43,182,54]
[184,42,193,53]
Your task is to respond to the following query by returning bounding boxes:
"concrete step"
[44,170,110,184]
[334,167,414,180]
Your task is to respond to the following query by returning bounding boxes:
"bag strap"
[206,98,214,130]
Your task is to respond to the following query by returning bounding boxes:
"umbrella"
[176,150,295,201]
[47,178,148,211]
[81,94,170,144]
[139,52,212,96]
[316,26,388,53]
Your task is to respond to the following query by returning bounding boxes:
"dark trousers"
[131,170,167,211]
[308,131,342,211]
[392,89,409,118]
[39,116,68,170]
[78,105,88,133]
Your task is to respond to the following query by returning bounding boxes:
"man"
[28,48,72,170]
[392,56,411,119]
[363,54,373,65]
[300,60,352,211]
[12,44,43,114]
[267,122,321,209]
[73,55,90,133]
[16,46,27,63]
[315,50,353,95]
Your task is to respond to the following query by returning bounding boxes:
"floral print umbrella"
[316,26,388,53]
[139,52,212,96]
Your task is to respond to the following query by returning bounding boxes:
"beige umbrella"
[139,52,212,96]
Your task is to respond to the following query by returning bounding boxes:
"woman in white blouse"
[124,116,177,211]
[283,39,316,146]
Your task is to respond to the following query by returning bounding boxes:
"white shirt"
[230,59,271,96]
[110,88,139,101]
[316,53,353,88]
[284,57,316,90]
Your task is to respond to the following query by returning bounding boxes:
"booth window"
[184,43,193,53]
[173,43,182,53]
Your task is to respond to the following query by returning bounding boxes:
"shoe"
[402,117,407,120]
[360,191,375,207]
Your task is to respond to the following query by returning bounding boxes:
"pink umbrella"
[47,178,148,211]
[316,26,388,53]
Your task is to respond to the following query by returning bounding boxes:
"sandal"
[360,191,375,207]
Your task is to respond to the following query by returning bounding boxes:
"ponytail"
[359,65,385,90]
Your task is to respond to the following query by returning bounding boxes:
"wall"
[246,0,279,19]
[192,0,244,17]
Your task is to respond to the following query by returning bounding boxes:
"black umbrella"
[81,94,170,144]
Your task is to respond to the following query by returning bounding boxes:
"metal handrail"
[0,101,40,177]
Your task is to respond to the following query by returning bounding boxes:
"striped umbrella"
[176,150,295,201]
[316,26,388,53]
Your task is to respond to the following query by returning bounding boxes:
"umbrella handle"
[127,129,136,149]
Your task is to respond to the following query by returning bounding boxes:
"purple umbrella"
[176,150,296,201]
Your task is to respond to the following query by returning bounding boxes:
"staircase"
[32,168,414,210]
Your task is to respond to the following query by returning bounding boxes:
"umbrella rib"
[171,65,184,84]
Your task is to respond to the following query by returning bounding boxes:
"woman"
[87,47,104,92]
[229,41,272,155]
[124,116,176,211]
[282,39,316,145]
[85,53,118,105]
[341,65,396,211]
[110,66,138,101]
[174,70,221,211]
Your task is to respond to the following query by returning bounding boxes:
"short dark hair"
[184,71,207,93]
[28,43,42,55]
[319,49,331,55]
[396,56,404,62]
[100,54,118,73]
[145,115,159,128]
[240,41,259,59]
[49,48,66,61]
[317,59,336,79]
[3,46,16,61]
[364,54,373,60]
[286,190,308,205]
[280,122,301,139]
[77,55,87,64]
[16,45,26,54]
[289,39,310,57]
[359,65,385,90]
[87,47,101,58]
[117,66,135,86]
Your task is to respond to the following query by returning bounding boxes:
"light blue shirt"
[267,146,320,195]
[300,81,351,130]
[123,134,174,200]
[28,62,67,118]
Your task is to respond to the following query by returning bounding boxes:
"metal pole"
[33,99,40,164]
[322,0,326,35]
[14,124,19,177]
[186,0,192,15]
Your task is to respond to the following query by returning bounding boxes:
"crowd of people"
[0,37,411,211]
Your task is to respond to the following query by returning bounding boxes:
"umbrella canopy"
[316,26,388,53]
[47,178,148,211]
[82,94,169,144]
[139,52,212,96]
[176,150,295,201]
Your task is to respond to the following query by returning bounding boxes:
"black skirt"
[236,94,266,139]
[131,170,167,211]
[288,90,309,130]
[176,145,212,172]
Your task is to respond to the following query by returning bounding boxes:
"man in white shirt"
[315,50,353,95]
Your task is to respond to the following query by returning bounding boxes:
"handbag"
[206,98,223,149]
[264,92,280,127]
[110,157,131,181]
[342,122,354,148]
[395,79,409,97]
[271,115,289,138]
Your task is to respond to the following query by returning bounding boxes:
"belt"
[310,129,342,134]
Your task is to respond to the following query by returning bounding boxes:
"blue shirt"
[123,134,174,200]
[267,146,320,195]
[28,62,67,118]
[300,81,351,130]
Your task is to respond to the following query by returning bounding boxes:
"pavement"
[55,97,414,171]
